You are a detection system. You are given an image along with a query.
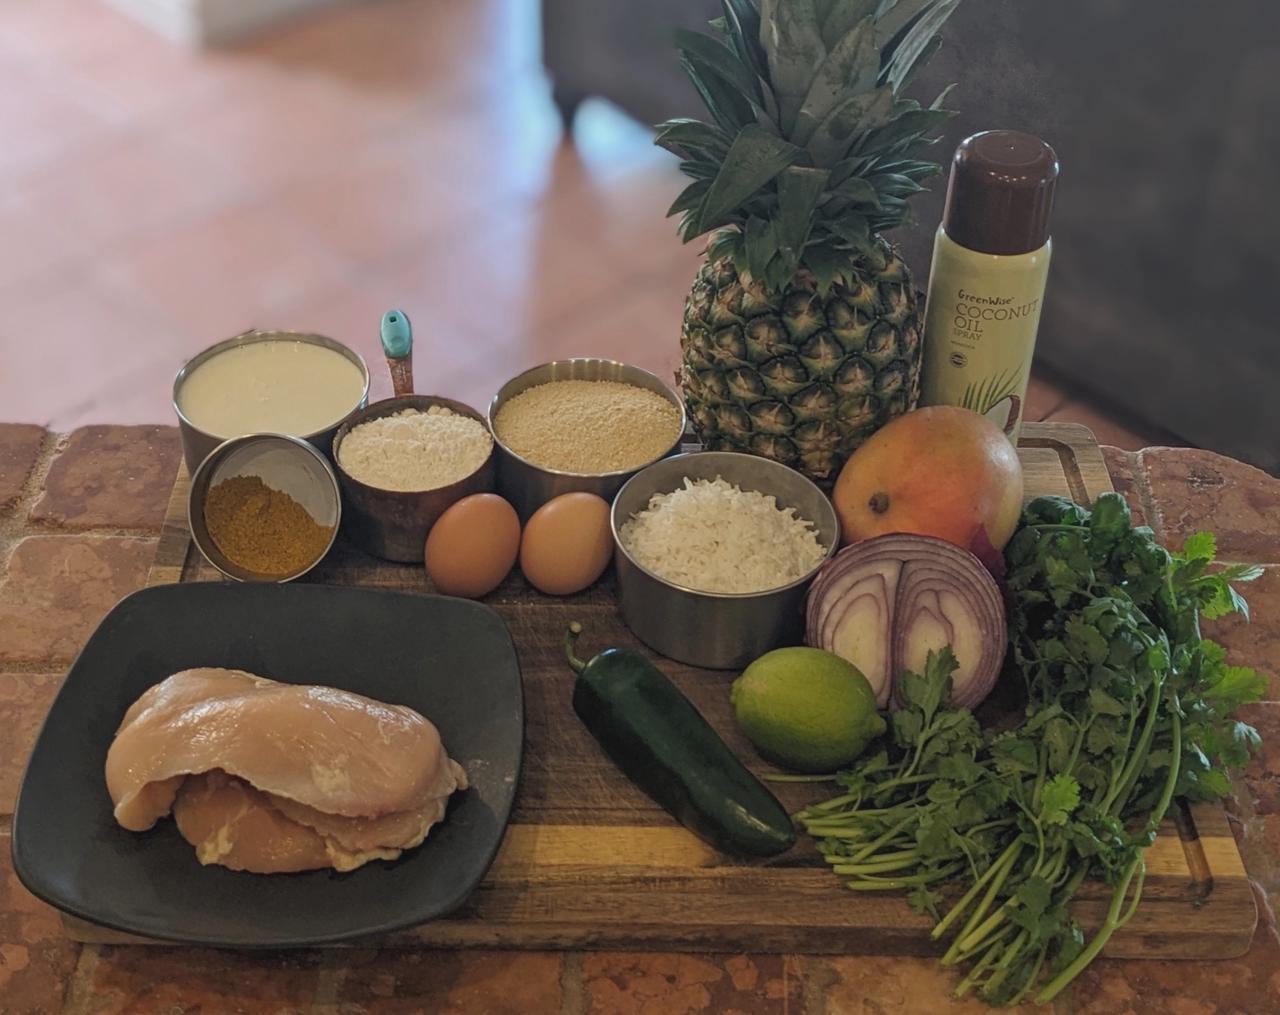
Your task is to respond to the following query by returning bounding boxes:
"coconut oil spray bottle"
[920,131,1059,441]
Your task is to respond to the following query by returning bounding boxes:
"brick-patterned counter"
[1,425,1277,1014]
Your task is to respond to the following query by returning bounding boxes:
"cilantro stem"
[833,856,922,875]
[1105,674,1163,816]
[1031,745,1048,812]
[803,826,871,839]
[1065,717,1088,779]
[1144,706,1182,838]
[980,926,1030,1000]
[954,926,1015,997]
[844,863,962,890]
[1097,697,1142,805]
[824,847,917,867]
[1115,861,1147,930]
[1037,712,1181,1004]
[954,845,1065,964]
[762,773,837,782]
[953,899,1017,962]
[968,818,1015,835]
[931,839,1021,942]
[1008,943,1048,1006]
[942,845,1021,965]
[799,792,861,811]
[845,814,915,864]
[1034,857,1139,1004]
[874,773,939,789]
[800,802,895,819]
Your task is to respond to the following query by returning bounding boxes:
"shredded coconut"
[493,379,682,474]
[619,476,828,594]
[338,407,492,492]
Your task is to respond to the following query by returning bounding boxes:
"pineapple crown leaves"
[657,0,960,294]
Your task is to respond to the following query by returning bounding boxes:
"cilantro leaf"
[1022,703,1065,733]
[1203,663,1268,713]
[1088,688,1126,717]
[1041,774,1081,826]
[974,777,1011,812]
[1173,535,1262,620]
[991,734,1037,775]
[1065,618,1109,664]
[1014,874,1052,919]
[891,708,923,749]
[1218,562,1265,582]
[1179,531,1216,561]
[1044,717,1075,773]
[908,884,943,919]
[937,754,986,784]
[1086,717,1125,756]
[1202,581,1252,621]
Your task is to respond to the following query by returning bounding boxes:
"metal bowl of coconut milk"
[172,330,370,475]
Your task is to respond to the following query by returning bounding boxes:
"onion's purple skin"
[803,534,1006,711]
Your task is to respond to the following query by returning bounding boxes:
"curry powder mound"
[204,474,333,576]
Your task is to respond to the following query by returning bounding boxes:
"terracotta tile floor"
[0,0,1171,450]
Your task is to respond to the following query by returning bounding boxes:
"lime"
[730,647,887,773]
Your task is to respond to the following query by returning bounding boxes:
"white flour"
[339,407,492,492]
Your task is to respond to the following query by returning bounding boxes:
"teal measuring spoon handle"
[381,309,414,396]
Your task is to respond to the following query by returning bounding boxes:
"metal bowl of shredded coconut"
[612,452,840,669]
[332,395,496,562]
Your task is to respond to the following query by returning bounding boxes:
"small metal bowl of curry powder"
[188,434,341,582]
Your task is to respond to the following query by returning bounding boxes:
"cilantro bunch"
[798,493,1266,1005]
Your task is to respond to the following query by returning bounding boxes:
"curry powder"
[204,474,333,576]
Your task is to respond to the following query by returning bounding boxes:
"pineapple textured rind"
[680,248,922,481]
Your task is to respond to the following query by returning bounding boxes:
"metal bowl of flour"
[331,395,495,563]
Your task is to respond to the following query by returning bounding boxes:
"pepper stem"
[565,622,587,674]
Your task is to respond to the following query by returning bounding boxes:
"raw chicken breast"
[105,668,467,874]
[172,771,432,873]
[173,771,336,873]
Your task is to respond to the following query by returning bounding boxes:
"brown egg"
[520,492,614,596]
[425,493,520,599]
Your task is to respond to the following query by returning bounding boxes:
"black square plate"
[11,582,523,947]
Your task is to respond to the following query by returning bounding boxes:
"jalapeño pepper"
[566,623,795,858]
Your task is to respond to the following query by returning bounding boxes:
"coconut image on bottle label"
[954,290,1042,433]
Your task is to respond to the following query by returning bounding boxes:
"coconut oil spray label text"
[920,230,1052,442]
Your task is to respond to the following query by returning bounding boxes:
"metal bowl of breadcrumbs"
[488,359,687,520]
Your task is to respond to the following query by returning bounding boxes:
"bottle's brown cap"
[942,130,1059,256]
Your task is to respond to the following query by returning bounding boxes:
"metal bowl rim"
[610,451,840,601]
[187,432,343,583]
[172,330,371,443]
[486,358,687,480]
[331,394,495,498]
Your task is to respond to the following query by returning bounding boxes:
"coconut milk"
[179,340,365,438]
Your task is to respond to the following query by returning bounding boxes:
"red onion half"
[805,534,1005,710]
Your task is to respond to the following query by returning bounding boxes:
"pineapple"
[659,0,961,480]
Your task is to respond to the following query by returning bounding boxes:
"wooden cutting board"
[66,422,1257,958]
